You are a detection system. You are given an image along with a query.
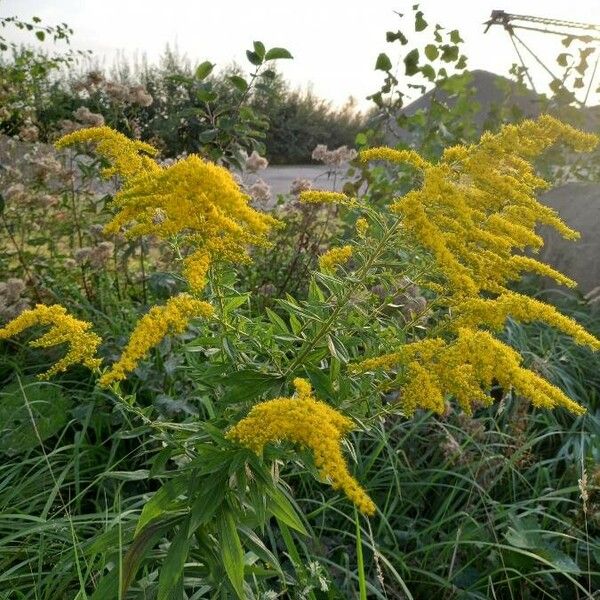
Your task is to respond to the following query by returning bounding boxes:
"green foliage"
[0,378,70,455]
[1,8,599,600]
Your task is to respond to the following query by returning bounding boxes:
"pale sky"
[2,0,600,109]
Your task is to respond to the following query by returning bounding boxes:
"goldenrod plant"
[0,116,599,598]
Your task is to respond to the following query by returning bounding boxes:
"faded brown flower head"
[19,124,39,143]
[89,241,115,268]
[249,178,271,204]
[74,247,92,265]
[73,107,105,127]
[290,178,312,195]
[128,85,153,107]
[245,150,269,172]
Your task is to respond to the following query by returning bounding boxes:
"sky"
[2,0,600,109]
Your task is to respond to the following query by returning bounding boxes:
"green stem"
[356,510,368,600]
[285,221,400,376]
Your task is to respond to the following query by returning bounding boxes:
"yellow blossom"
[299,190,353,205]
[0,304,101,378]
[55,126,159,180]
[357,116,598,298]
[227,379,376,515]
[359,147,430,170]
[355,328,585,416]
[99,294,213,387]
[57,128,279,292]
[355,217,369,238]
[319,245,353,271]
[454,292,600,350]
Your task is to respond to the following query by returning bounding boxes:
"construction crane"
[484,10,600,105]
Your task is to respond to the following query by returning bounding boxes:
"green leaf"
[0,380,71,456]
[375,52,393,72]
[157,526,191,600]
[557,52,570,67]
[92,517,180,599]
[449,29,463,44]
[136,477,188,535]
[196,89,217,103]
[219,369,282,404]
[266,486,308,535]
[195,60,215,80]
[414,11,428,31]
[35,30,45,41]
[440,44,459,63]
[404,48,420,76]
[420,64,436,81]
[355,132,368,146]
[229,75,249,92]
[246,50,262,66]
[265,307,289,334]
[264,47,293,61]
[197,128,218,142]
[424,44,438,61]
[386,30,408,45]
[218,510,246,599]
[253,40,266,59]
[189,476,226,532]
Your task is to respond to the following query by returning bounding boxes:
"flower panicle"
[99,293,213,387]
[226,379,376,515]
[319,245,353,272]
[299,190,354,205]
[359,147,430,170]
[0,304,102,378]
[355,328,585,417]
[55,126,159,180]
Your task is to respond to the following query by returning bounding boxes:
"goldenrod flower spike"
[55,126,159,180]
[319,245,353,272]
[359,147,430,170]
[356,329,585,417]
[355,117,599,299]
[99,294,213,387]
[299,190,353,205]
[227,378,376,515]
[0,304,102,378]
[455,292,600,350]
[57,127,280,293]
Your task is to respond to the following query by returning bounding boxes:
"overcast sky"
[2,0,600,109]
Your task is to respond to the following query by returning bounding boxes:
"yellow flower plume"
[56,127,280,293]
[55,126,159,180]
[355,328,585,417]
[319,245,353,272]
[227,378,376,515]
[99,294,213,387]
[0,304,102,378]
[359,115,598,298]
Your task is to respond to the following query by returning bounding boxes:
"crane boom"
[484,10,600,39]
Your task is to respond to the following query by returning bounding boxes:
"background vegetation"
[0,5,599,600]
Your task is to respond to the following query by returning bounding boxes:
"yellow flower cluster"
[355,217,369,238]
[227,378,376,515]
[319,245,353,272]
[56,128,279,292]
[299,190,355,205]
[356,328,585,416]
[352,117,598,417]
[0,304,101,378]
[99,294,213,387]
[360,116,597,297]
[358,147,429,170]
[55,126,159,180]
[454,292,600,350]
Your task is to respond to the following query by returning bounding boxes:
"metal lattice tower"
[484,10,600,105]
